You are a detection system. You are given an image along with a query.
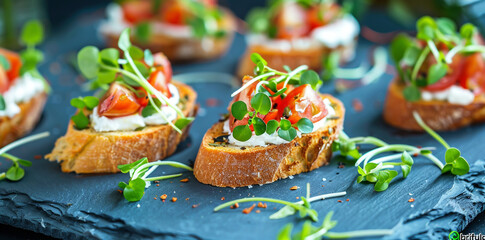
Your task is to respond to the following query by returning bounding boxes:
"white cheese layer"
[0,73,45,117]
[224,98,336,147]
[421,85,475,105]
[90,84,180,132]
[246,14,360,51]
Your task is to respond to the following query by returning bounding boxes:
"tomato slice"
[278,84,327,124]
[273,2,308,39]
[423,49,464,92]
[159,0,190,25]
[121,0,153,24]
[98,83,141,117]
[307,3,340,30]
[152,52,172,82]
[0,65,9,93]
[0,48,22,81]
[458,52,485,94]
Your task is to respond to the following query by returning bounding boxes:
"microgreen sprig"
[332,112,470,192]
[214,183,346,222]
[117,157,193,202]
[0,132,50,182]
[76,28,193,132]
[70,96,99,129]
[277,211,393,240]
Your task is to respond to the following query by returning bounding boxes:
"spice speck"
[242,204,256,214]
[290,186,299,190]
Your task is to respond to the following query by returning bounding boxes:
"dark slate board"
[1,8,485,240]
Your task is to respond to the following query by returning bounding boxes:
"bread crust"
[194,94,345,187]
[103,8,236,62]
[236,38,357,78]
[383,79,485,131]
[0,92,47,147]
[46,81,198,174]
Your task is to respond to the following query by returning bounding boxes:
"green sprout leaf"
[77,46,100,79]
[122,178,146,202]
[118,157,148,173]
[0,95,6,111]
[278,128,297,141]
[297,118,313,134]
[134,22,151,43]
[118,28,132,51]
[6,166,25,181]
[390,34,414,64]
[279,119,292,131]
[427,62,448,85]
[266,119,279,135]
[252,117,266,136]
[250,93,272,115]
[175,117,194,130]
[300,70,320,89]
[70,98,85,109]
[21,20,44,46]
[231,101,248,120]
[233,125,252,142]
[71,111,90,130]
[442,148,470,175]
[460,23,476,42]
[128,46,144,60]
[0,55,11,71]
[83,96,99,110]
[99,48,119,67]
[403,85,421,102]
[144,49,154,67]
[436,18,456,35]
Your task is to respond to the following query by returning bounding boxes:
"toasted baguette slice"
[194,94,344,187]
[236,38,357,79]
[0,92,47,147]
[103,9,236,62]
[46,82,197,174]
[383,80,485,131]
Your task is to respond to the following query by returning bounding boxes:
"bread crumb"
[160,194,167,200]
[180,178,189,183]
[242,204,256,214]
[322,178,327,181]
[352,99,363,112]
[248,185,253,189]
[338,200,343,203]
[346,199,349,202]
[290,186,299,190]
[288,176,294,179]
[408,198,415,203]
[257,202,267,208]
[185,198,190,201]
[192,204,199,208]
[221,197,225,201]
[171,197,177,202]
[156,184,159,187]
[230,203,239,209]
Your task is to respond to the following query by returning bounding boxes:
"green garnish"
[0,95,6,111]
[70,96,99,130]
[19,20,44,76]
[117,157,193,202]
[332,112,469,192]
[0,132,50,182]
[277,211,393,240]
[389,16,485,101]
[214,183,346,222]
[75,28,193,132]
[229,53,319,142]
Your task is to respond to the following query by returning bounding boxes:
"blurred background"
[1,0,485,49]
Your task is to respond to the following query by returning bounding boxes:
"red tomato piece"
[0,66,9,93]
[159,0,190,25]
[307,3,340,30]
[273,2,308,39]
[121,0,153,24]
[278,84,327,124]
[0,48,22,81]
[98,83,141,117]
[152,52,172,82]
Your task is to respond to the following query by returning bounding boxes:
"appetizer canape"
[99,0,236,62]
[47,29,197,173]
[194,54,344,187]
[0,21,49,147]
[237,0,359,78]
[384,17,485,131]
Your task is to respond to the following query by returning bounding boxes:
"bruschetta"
[0,21,49,147]
[47,32,197,173]
[384,17,485,131]
[237,0,359,78]
[99,0,236,62]
[194,54,344,187]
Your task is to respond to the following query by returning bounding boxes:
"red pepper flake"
[221,197,225,201]
[205,98,220,107]
[230,203,239,209]
[34,155,43,159]
[257,202,267,208]
[290,186,299,190]
[338,200,343,203]
[185,198,190,201]
[255,210,261,213]
[153,197,157,200]
[160,194,167,201]
[154,181,160,183]
[180,178,189,183]
[171,197,177,202]
[156,184,160,187]
[352,99,364,112]
[408,198,415,203]
[192,204,199,208]
[338,162,345,169]
[242,204,256,214]
[322,185,325,187]
[346,199,350,202]
[413,153,419,157]
[117,190,123,194]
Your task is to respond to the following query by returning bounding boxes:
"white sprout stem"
[370,153,408,164]
[333,63,369,79]
[0,132,50,156]
[422,153,444,169]
[361,47,388,85]
[132,161,193,179]
[231,72,275,97]
[369,164,395,174]
[324,229,394,239]
[427,40,441,62]
[305,228,329,240]
[445,44,464,64]
[147,94,180,133]
[282,65,308,89]
[303,191,347,204]
[355,145,419,167]
[255,80,270,94]
[461,45,485,53]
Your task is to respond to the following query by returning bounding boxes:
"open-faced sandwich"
[0,21,49,147]
[384,17,485,131]
[237,0,359,78]
[47,29,197,174]
[194,54,344,187]
[99,0,236,62]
